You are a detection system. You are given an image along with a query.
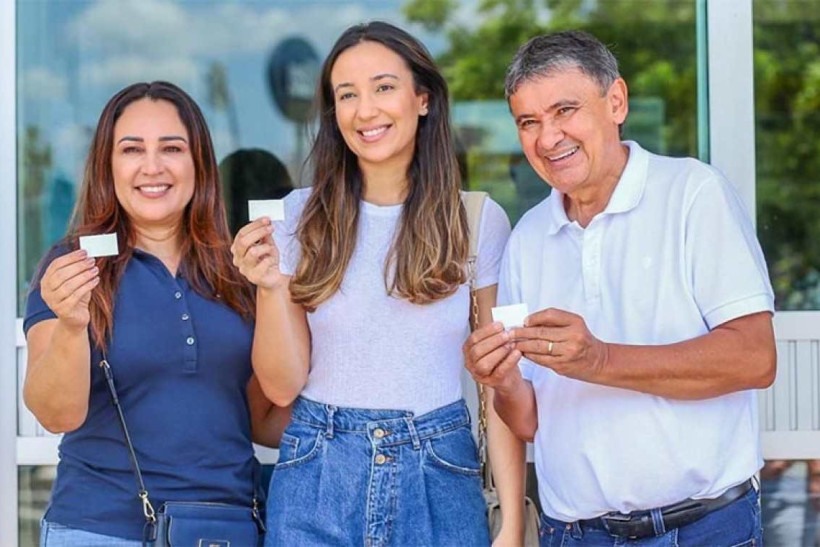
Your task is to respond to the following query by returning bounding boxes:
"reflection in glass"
[754,1,820,310]
[19,466,55,547]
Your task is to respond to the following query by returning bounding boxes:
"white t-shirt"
[276,188,511,415]
[499,141,774,521]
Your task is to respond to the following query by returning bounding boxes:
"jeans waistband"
[552,478,754,540]
[290,396,472,448]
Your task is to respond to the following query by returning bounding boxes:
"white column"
[707,0,756,221]
[0,0,19,544]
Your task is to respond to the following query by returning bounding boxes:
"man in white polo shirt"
[465,30,776,545]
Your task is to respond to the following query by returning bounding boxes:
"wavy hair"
[67,81,254,350]
[290,21,468,309]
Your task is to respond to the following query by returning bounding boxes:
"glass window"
[754,0,820,310]
[16,0,701,310]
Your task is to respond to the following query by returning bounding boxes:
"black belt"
[579,479,754,540]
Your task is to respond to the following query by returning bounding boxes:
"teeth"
[361,126,387,137]
[139,185,170,194]
[549,147,578,161]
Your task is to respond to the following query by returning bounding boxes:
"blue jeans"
[40,519,143,547]
[265,397,490,546]
[538,487,762,546]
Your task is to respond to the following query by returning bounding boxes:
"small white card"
[79,233,119,257]
[248,200,285,222]
[491,303,529,329]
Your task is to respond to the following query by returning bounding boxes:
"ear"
[608,78,629,125]
[418,92,429,116]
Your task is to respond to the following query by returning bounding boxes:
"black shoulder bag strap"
[98,357,158,543]
[99,356,265,545]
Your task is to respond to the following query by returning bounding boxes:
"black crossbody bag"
[99,357,265,546]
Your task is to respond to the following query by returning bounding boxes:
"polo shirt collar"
[542,140,648,235]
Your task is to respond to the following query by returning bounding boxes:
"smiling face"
[330,40,429,178]
[509,67,629,200]
[111,98,195,232]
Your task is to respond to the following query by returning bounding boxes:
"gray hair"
[504,30,620,99]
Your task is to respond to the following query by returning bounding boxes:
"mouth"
[546,146,579,162]
[136,184,171,196]
[358,125,390,141]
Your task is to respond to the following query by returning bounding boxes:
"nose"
[536,118,564,155]
[356,92,379,120]
[141,149,164,175]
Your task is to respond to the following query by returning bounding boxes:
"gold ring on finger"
[547,340,554,355]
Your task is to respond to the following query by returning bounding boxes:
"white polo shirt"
[499,141,774,521]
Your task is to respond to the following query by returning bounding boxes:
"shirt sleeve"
[23,243,72,335]
[475,198,512,290]
[274,188,311,276]
[685,169,775,329]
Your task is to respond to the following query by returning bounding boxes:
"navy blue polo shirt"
[24,247,258,540]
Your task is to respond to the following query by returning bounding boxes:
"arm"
[473,286,528,546]
[513,309,775,400]
[23,250,99,433]
[232,219,310,407]
[247,374,291,448]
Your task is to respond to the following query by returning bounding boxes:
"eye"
[557,106,576,116]
[517,119,537,130]
[376,83,394,93]
[337,91,356,102]
[122,146,142,154]
[163,145,184,153]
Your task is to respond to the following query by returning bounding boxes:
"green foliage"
[404,0,820,309]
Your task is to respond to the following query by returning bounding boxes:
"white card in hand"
[79,233,119,257]
[248,200,285,222]
[491,303,529,329]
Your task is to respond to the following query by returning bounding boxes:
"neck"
[133,224,183,274]
[564,143,629,227]
[361,165,409,206]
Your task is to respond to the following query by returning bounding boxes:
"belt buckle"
[599,512,654,540]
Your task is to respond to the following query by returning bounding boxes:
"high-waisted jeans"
[265,396,490,547]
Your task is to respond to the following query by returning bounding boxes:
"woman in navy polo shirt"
[23,81,285,546]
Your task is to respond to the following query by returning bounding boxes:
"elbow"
[258,381,301,408]
[33,407,87,434]
[752,343,777,390]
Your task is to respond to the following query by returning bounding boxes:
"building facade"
[2,0,820,545]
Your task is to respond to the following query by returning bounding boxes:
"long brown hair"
[67,81,254,350]
[291,21,469,310]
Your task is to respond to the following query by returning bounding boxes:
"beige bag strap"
[461,191,494,489]
[463,190,487,260]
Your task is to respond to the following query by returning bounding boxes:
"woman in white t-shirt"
[232,21,523,546]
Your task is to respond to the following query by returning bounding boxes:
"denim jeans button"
[375,454,387,465]
[373,428,386,439]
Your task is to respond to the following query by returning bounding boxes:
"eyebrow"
[116,135,188,145]
[513,99,582,125]
[333,73,400,93]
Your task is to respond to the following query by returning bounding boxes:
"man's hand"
[511,308,609,382]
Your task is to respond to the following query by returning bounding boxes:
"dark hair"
[68,81,254,349]
[290,21,468,309]
[219,148,293,235]
[505,30,620,99]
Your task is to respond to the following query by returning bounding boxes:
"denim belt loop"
[404,416,421,450]
[650,507,666,536]
[324,404,337,439]
[570,521,583,540]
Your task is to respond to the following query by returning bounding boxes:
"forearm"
[24,320,91,433]
[594,312,776,399]
[252,284,310,406]
[493,376,537,442]
[487,388,527,543]
[247,375,291,447]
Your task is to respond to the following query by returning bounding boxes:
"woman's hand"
[39,249,99,331]
[231,218,285,290]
